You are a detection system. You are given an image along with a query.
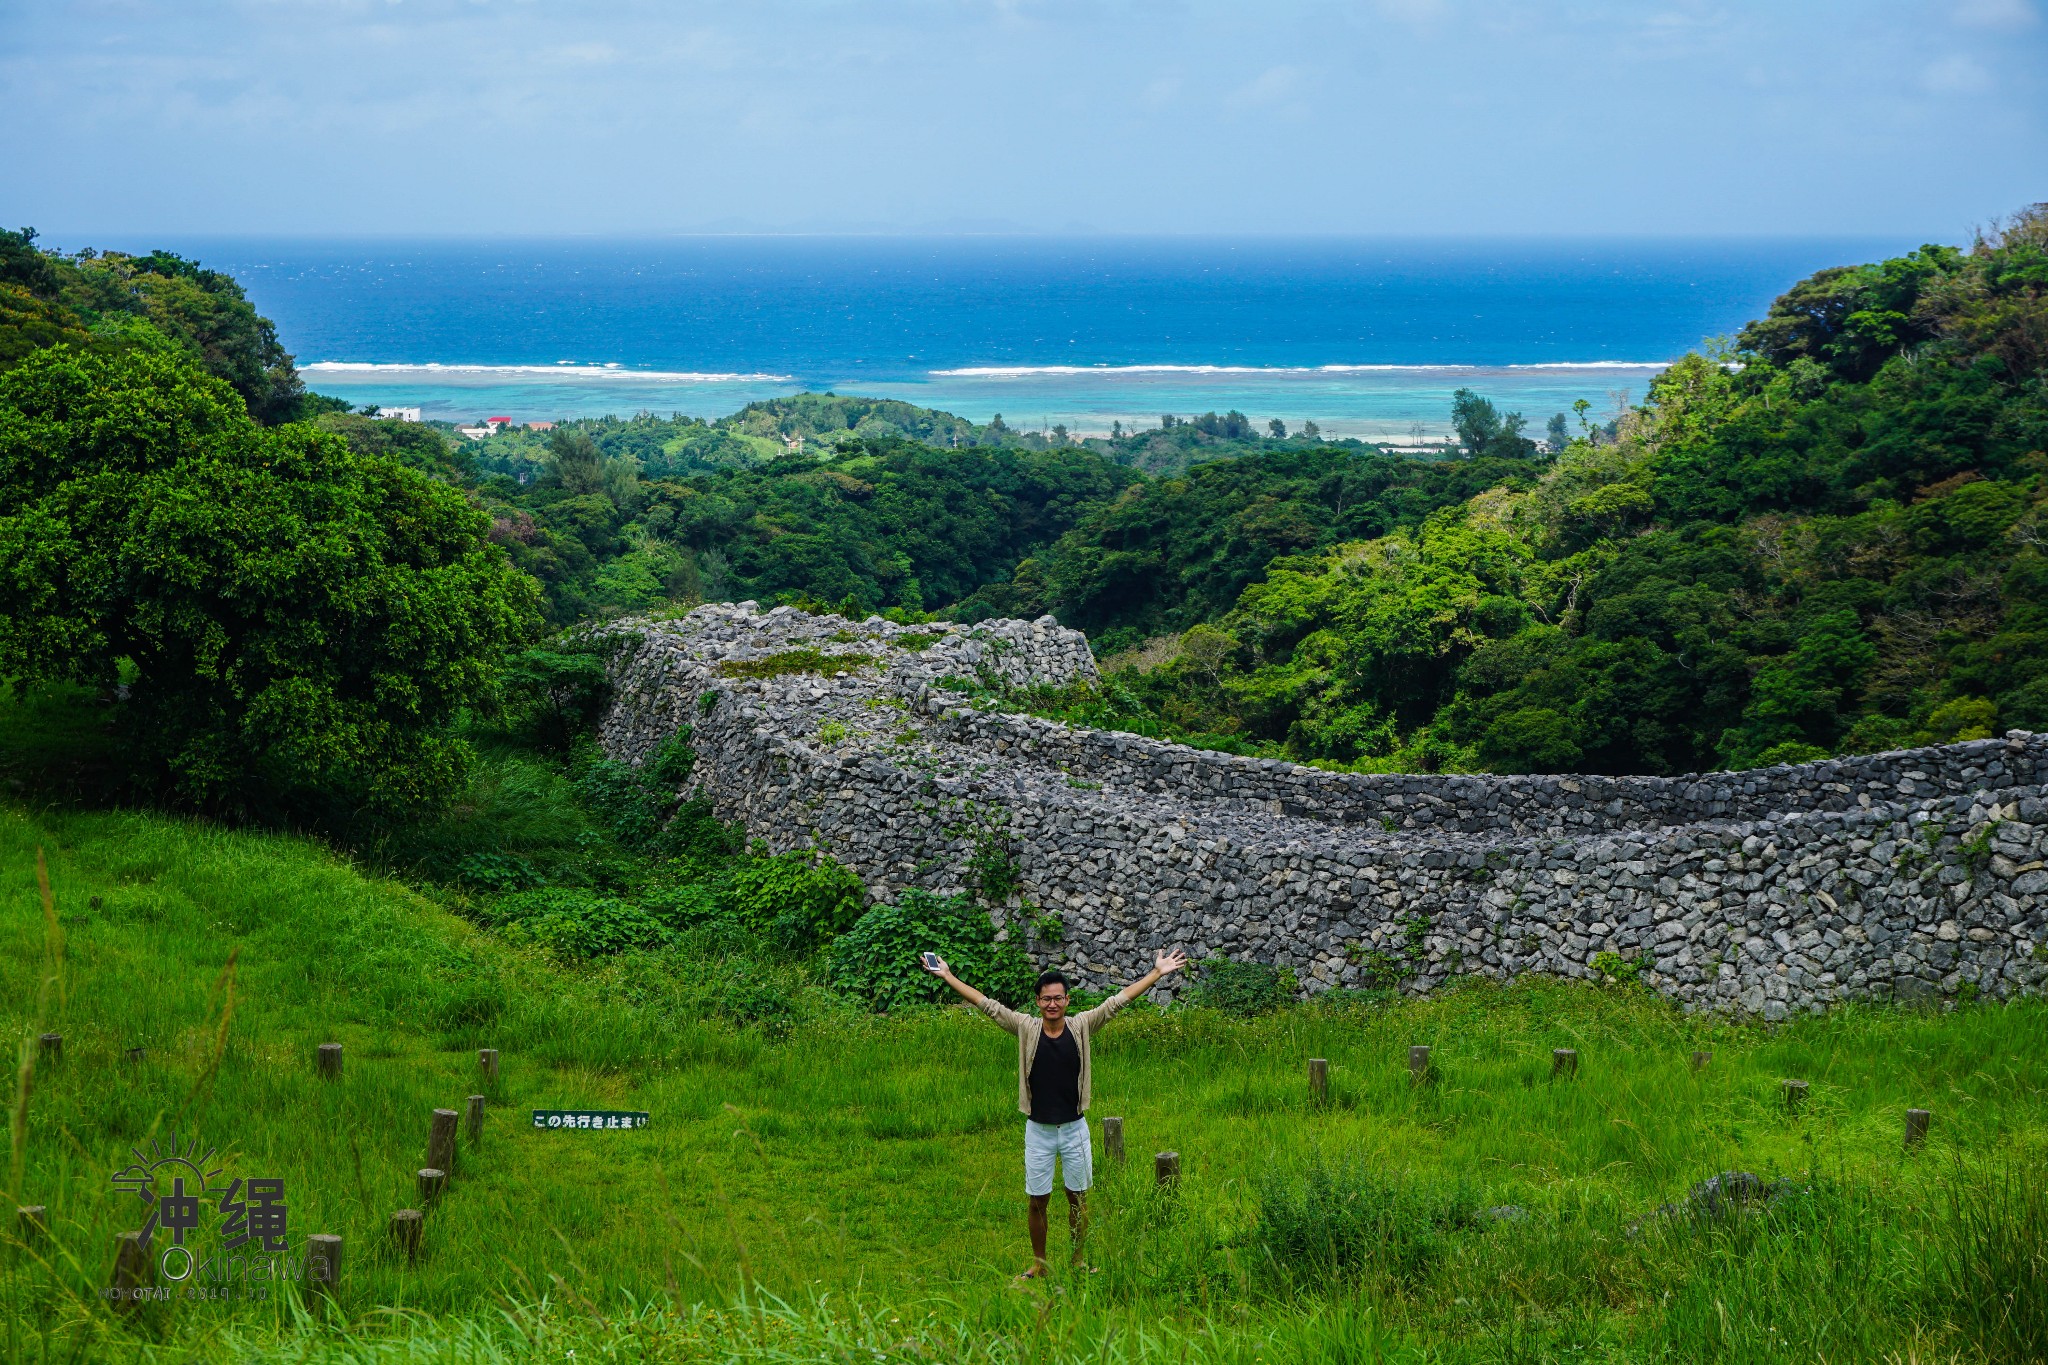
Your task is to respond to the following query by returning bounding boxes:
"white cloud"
[1920,53,1993,93]
[555,42,621,65]
[1226,64,1301,111]
[1138,75,1179,111]
[1953,0,2036,29]
[2,0,2037,236]
[1372,0,1446,22]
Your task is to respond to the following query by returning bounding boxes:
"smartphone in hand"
[920,951,941,971]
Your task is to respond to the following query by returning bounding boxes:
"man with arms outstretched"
[925,948,1187,1279]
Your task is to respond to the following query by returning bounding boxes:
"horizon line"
[23,227,1941,246]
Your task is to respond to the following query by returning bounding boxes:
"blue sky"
[4,0,2042,237]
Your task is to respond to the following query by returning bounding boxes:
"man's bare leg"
[1066,1189,1090,1268]
[1024,1193,1051,1277]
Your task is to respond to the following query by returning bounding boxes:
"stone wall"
[599,604,2048,1018]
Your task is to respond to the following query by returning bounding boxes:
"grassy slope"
[4,800,2046,1362]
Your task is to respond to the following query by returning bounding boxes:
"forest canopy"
[1075,208,2048,774]
[0,228,330,423]
[3,211,2044,795]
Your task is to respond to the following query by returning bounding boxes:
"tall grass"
[4,800,2047,1361]
[1936,1158,2048,1361]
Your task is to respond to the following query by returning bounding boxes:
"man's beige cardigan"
[976,994,1126,1117]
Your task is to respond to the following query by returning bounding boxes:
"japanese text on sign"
[532,1110,650,1131]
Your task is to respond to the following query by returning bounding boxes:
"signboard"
[532,1110,649,1131]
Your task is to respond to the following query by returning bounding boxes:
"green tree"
[0,345,540,816]
[0,228,61,296]
[547,429,608,495]
[1451,389,1538,460]
[62,249,314,422]
[0,232,325,423]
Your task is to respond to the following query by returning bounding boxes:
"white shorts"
[1023,1118,1092,1197]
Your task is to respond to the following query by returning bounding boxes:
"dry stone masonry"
[600,604,2048,1017]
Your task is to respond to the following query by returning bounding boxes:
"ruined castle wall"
[599,605,2048,1018]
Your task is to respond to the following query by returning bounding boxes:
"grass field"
[4,795,2047,1364]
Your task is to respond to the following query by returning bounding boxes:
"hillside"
[986,211,2048,776]
[8,221,2046,783]
[3,204,2048,1359]
[5,794,2045,1362]
[296,216,2048,782]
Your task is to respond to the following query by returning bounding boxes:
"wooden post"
[37,1034,60,1065]
[1102,1116,1125,1164]
[1904,1108,1931,1150]
[1154,1151,1181,1188]
[478,1048,500,1086]
[417,1168,447,1206]
[17,1205,48,1245]
[466,1094,486,1145]
[1552,1048,1578,1079]
[1783,1079,1808,1113]
[317,1043,342,1079]
[110,1230,150,1307]
[1308,1058,1328,1105]
[390,1209,423,1262]
[307,1233,342,1296]
[426,1108,458,1174]
[124,1047,145,1066]
[1409,1045,1431,1084]
[1691,1050,1712,1072]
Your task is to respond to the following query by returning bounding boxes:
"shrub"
[1192,957,1291,1017]
[569,734,734,861]
[1254,1157,1479,1289]
[953,804,1020,904]
[711,960,802,1039]
[491,888,671,959]
[1751,740,1832,767]
[828,889,1034,1011]
[571,734,690,844]
[723,851,867,956]
[501,638,612,750]
[640,880,725,931]
[661,795,747,865]
[1592,949,1653,985]
[454,852,543,893]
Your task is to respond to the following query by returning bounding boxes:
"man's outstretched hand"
[1112,947,1189,1007]
[925,953,988,1007]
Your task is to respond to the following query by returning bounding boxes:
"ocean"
[119,236,1912,437]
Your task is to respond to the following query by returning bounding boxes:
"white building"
[375,406,423,423]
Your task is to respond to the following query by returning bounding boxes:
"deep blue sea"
[112,236,1912,437]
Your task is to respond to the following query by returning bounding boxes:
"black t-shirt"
[1028,1026,1083,1126]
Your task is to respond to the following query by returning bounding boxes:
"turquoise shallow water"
[111,235,1910,433]
[296,361,1664,439]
